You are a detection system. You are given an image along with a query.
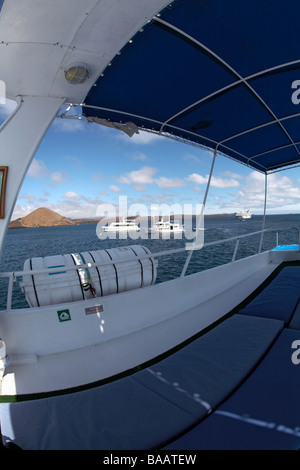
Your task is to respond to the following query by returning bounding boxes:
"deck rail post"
[181,147,217,277]
[259,173,268,253]
[232,238,240,262]
[6,272,14,310]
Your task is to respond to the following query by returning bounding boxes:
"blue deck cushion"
[239,266,300,324]
[272,245,299,251]
[133,315,283,420]
[165,328,300,450]
[0,315,283,450]
[0,376,197,450]
[289,302,300,330]
[164,408,300,450]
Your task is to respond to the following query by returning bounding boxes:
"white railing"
[0,227,299,310]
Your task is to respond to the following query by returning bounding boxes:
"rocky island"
[9,207,75,228]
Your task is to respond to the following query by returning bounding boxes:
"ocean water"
[0,213,299,310]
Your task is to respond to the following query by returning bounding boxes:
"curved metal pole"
[259,173,268,252]
[181,147,217,277]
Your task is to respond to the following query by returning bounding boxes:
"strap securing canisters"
[71,253,96,298]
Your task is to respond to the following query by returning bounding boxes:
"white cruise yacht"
[103,217,140,232]
[236,210,252,221]
[149,218,185,233]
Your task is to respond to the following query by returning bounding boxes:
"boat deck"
[164,262,300,450]
[0,253,277,396]
[1,261,299,449]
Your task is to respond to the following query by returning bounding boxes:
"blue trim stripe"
[47,265,66,275]
[272,245,299,251]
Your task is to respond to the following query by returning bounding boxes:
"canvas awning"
[82,0,300,173]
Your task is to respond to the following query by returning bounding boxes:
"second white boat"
[149,218,185,233]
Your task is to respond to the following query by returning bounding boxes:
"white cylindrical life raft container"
[21,245,157,307]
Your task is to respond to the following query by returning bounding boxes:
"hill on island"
[9,207,75,228]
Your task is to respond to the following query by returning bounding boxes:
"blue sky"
[2,100,300,220]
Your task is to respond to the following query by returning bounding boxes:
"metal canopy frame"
[61,100,300,175]
[153,16,299,158]
[78,0,300,175]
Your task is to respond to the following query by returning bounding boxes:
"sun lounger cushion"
[133,314,283,420]
[165,328,300,450]
[289,301,300,329]
[239,266,300,324]
[0,315,283,450]
[0,377,197,450]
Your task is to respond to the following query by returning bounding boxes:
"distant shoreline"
[8,212,298,229]
[8,212,238,229]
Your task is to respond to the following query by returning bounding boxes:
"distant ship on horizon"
[236,209,252,221]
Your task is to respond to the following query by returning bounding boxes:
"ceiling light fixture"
[64,64,89,84]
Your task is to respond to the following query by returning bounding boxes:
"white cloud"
[50,171,68,184]
[110,185,123,193]
[64,191,82,200]
[11,204,35,220]
[20,193,36,204]
[220,170,243,179]
[186,173,240,188]
[131,152,147,161]
[234,171,300,210]
[186,173,207,185]
[118,166,157,191]
[183,153,202,164]
[211,176,240,188]
[117,166,186,191]
[92,172,104,182]
[20,194,47,204]
[64,155,82,165]
[27,159,70,187]
[193,186,203,192]
[118,130,162,145]
[134,192,177,206]
[27,159,48,179]
[213,171,300,213]
[52,117,85,133]
[155,176,185,188]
